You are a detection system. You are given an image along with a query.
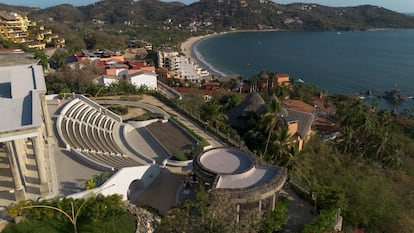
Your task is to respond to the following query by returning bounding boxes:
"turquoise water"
[194,30,414,111]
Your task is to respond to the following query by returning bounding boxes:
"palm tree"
[339,126,354,154]
[261,96,283,156]
[249,76,258,92]
[271,126,291,165]
[272,84,290,100]
[284,140,301,169]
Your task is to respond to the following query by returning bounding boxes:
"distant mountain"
[0,3,35,15]
[5,0,414,31]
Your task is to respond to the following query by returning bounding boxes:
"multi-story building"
[0,11,31,44]
[158,48,209,83]
[0,61,54,202]
[0,11,65,49]
[158,48,179,71]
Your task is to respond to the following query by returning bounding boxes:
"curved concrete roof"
[216,165,278,189]
[196,147,287,191]
[199,147,253,174]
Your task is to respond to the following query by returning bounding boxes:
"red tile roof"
[284,99,315,113]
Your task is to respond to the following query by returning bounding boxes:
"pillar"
[32,135,49,194]
[258,199,262,212]
[14,139,27,185]
[271,193,276,211]
[39,93,53,140]
[236,204,240,223]
[5,141,26,201]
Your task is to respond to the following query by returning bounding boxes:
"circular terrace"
[198,147,254,175]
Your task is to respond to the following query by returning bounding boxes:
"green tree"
[34,51,49,71]
[303,209,337,233]
[271,84,290,100]
[5,194,134,233]
[261,96,283,156]
[259,196,288,233]
[158,189,260,233]
[201,102,228,130]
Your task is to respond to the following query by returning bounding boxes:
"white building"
[158,48,209,83]
[96,71,157,91]
[158,49,179,70]
[172,56,201,82]
[129,71,157,90]
[0,63,53,201]
[96,75,121,87]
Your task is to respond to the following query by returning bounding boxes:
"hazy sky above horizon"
[1,0,414,13]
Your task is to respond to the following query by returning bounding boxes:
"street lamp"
[20,198,90,233]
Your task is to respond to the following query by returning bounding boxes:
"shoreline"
[180,33,222,77]
[180,29,284,77]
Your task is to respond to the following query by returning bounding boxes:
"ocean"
[194,30,414,111]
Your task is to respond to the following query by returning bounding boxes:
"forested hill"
[4,0,414,31]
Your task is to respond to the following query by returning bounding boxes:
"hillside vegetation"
[4,0,414,32]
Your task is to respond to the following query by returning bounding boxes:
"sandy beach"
[180,33,219,66]
[180,30,282,77]
[180,33,224,76]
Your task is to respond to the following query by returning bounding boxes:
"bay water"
[194,30,414,111]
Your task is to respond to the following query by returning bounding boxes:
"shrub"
[108,104,128,115]
[174,149,192,161]
[132,113,164,121]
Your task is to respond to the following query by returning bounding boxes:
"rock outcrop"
[126,202,161,233]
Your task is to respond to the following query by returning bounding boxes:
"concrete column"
[271,193,276,211]
[258,199,262,212]
[236,204,240,223]
[14,139,27,185]
[39,93,53,140]
[5,141,26,201]
[32,136,49,194]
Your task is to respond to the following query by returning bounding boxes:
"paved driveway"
[281,187,315,232]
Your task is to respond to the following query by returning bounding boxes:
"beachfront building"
[193,147,287,221]
[0,63,53,201]
[158,49,179,71]
[158,48,209,83]
[172,56,201,83]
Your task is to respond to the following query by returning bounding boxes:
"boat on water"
[297,78,304,83]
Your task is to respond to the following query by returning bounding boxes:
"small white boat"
[297,78,304,83]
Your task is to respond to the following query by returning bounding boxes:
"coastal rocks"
[126,202,161,233]
[384,89,405,104]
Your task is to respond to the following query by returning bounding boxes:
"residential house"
[273,74,290,87]
[227,93,314,150]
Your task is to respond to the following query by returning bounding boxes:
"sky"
[1,0,414,13]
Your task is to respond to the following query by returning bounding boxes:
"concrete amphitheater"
[49,94,201,213]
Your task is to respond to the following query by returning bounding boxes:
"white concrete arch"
[69,165,160,201]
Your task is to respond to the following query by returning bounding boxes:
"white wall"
[97,76,119,87]
[130,73,157,90]
[68,164,160,201]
